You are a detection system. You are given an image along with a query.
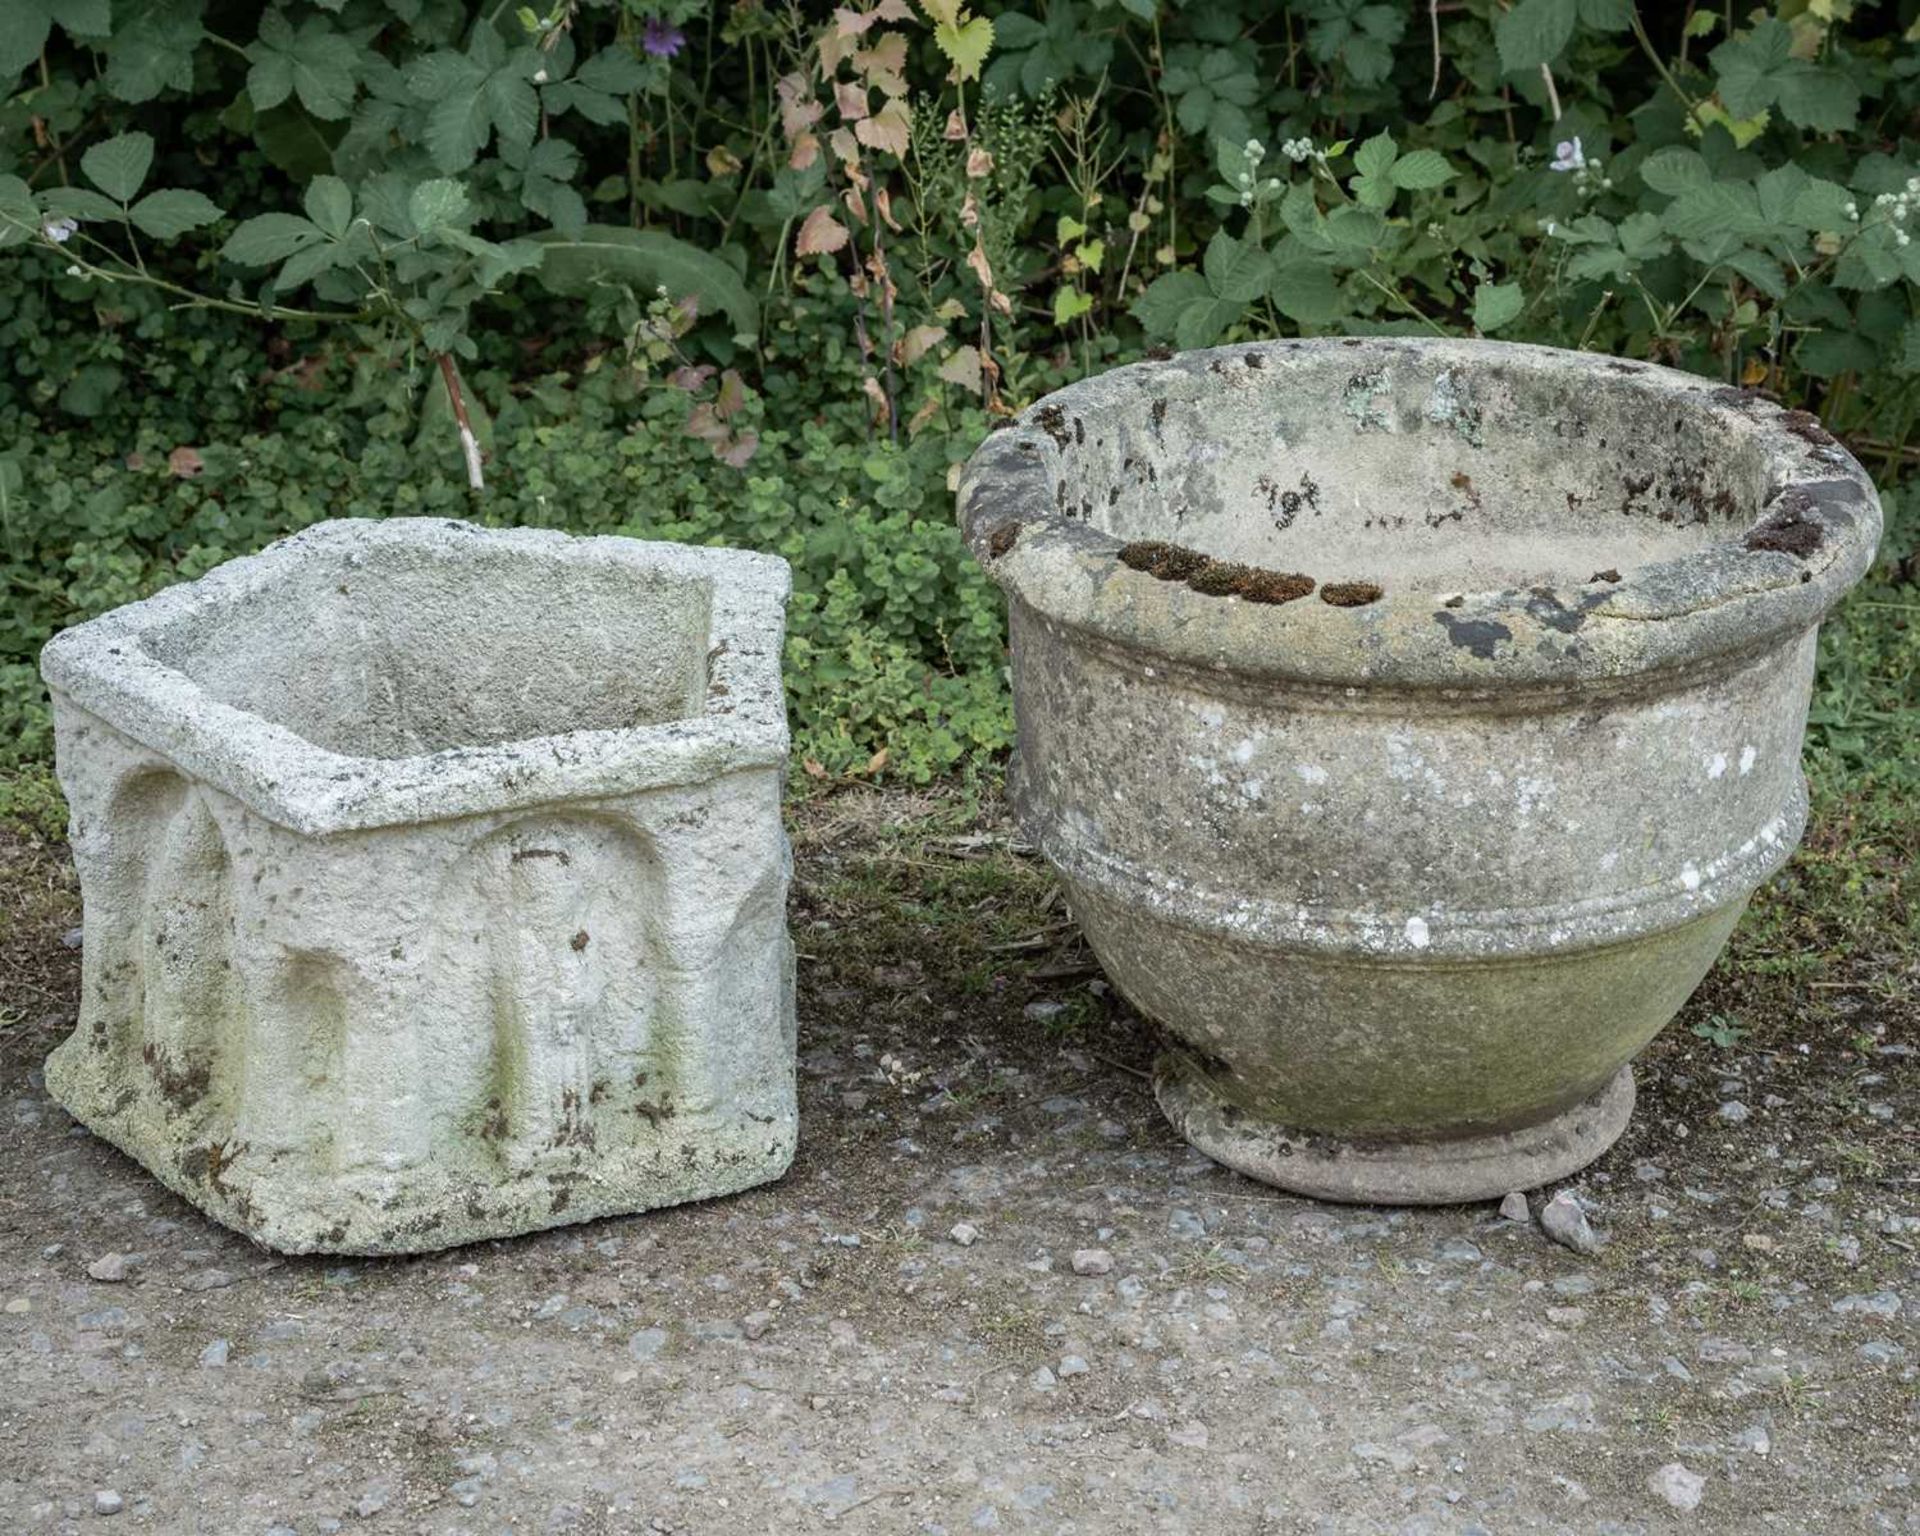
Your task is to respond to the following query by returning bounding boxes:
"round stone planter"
[958,339,1881,1204]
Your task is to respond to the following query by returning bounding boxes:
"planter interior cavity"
[961,339,1881,1205]
[145,539,715,758]
[1034,350,1782,593]
[41,518,796,1254]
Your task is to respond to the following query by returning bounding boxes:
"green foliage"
[0,0,1915,807]
[0,290,1012,788]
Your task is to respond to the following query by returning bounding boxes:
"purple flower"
[642,19,685,58]
[1548,136,1585,173]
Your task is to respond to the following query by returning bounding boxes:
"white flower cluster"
[1281,137,1316,164]
[1869,176,1918,247]
[1548,136,1611,193]
[1235,138,1281,208]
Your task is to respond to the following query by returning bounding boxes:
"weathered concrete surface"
[0,792,1912,1534]
[959,339,1882,1203]
[37,519,797,1253]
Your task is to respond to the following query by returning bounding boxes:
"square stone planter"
[40,518,796,1254]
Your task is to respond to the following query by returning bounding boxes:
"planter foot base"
[1152,1057,1635,1206]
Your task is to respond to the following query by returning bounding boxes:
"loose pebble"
[1498,1192,1530,1222]
[1540,1192,1602,1255]
[87,1253,130,1283]
[1647,1462,1706,1511]
[1071,1248,1112,1276]
[949,1223,980,1247]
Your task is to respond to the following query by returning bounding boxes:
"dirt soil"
[0,788,1913,1535]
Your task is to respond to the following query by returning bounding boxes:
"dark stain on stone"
[142,1043,210,1110]
[1435,612,1512,658]
[1244,352,1266,369]
[553,1087,593,1149]
[1590,568,1622,584]
[634,1093,677,1127]
[1320,582,1383,608]
[512,847,570,866]
[986,520,1021,559]
[1526,587,1609,633]
[1745,507,1823,558]
[1434,470,1477,527]
[1145,345,1173,361]
[1271,473,1321,531]
[1778,409,1836,448]
[1035,404,1073,449]
[570,929,590,952]
[1074,416,1086,446]
[1443,594,1465,608]
[1660,464,1738,525]
[1150,399,1169,432]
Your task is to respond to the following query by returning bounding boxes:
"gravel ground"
[0,791,1913,1535]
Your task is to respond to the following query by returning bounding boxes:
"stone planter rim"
[957,337,1881,697]
[39,517,791,837]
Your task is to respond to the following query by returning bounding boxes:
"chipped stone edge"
[38,518,793,837]
[957,338,1882,696]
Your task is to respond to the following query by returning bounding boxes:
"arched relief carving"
[80,769,190,1063]
[106,775,243,1135]
[238,949,352,1167]
[428,812,665,1171]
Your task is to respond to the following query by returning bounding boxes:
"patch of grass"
[1170,1245,1248,1288]
[0,765,66,846]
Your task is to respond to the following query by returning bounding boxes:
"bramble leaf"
[247,11,359,121]
[82,132,155,203]
[0,0,111,79]
[128,188,224,238]
[302,175,353,239]
[1496,0,1577,72]
[221,212,327,266]
[1472,281,1525,333]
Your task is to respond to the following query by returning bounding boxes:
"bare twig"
[436,353,485,493]
[1429,0,1443,100]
